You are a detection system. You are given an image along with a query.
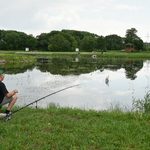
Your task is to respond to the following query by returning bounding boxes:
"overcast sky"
[0,0,150,41]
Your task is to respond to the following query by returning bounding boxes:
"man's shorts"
[1,97,13,106]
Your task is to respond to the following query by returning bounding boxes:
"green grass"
[1,50,150,61]
[0,53,36,66]
[1,51,150,149]
[0,106,150,149]
[0,52,36,71]
[2,50,150,59]
[100,51,150,59]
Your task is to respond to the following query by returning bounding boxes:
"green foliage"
[105,34,124,50]
[26,34,37,49]
[0,28,144,51]
[0,30,37,50]
[36,33,49,50]
[80,36,97,51]
[48,33,72,51]
[125,28,144,50]
[96,36,106,50]
[133,92,150,114]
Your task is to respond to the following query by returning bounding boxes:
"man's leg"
[6,94,17,111]
[1,94,18,112]
[0,95,17,120]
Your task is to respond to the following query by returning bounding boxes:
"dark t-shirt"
[0,81,8,104]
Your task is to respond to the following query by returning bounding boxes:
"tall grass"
[133,92,150,114]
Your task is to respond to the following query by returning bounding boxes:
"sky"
[0,0,150,41]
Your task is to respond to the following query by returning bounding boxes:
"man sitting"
[0,70,18,120]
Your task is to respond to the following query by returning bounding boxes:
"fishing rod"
[12,84,80,115]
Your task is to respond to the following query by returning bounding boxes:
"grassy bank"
[14,50,150,59]
[0,52,36,63]
[2,50,150,59]
[0,52,36,73]
[0,106,150,149]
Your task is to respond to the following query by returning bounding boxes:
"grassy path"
[0,107,150,149]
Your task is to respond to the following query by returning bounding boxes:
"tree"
[96,36,106,50]
[26,34,37,50]
[37,31,77,51]
[0,30,37,50]
[36,33,49,50]
[3,31,20,50]
[80,36,97,51]
[105,34,124,50]
[62,32,77,51]
[48,33,71,51]
[125,28,144,50]
[0,30,7,49]
[62,29,99,50]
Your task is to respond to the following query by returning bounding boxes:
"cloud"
[115,4,140,11]
[0,0,149,40]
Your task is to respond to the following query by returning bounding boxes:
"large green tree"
[61,33,77,51]
[48,33,71,51]
[80,36,97,51]
[96,36,106,50]
[0,30,37,50]
[36,33,49,50]
[26,34,37,50]
[105,34,124,50]
[125,28,143,50]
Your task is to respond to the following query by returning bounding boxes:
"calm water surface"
[3,59,150,111]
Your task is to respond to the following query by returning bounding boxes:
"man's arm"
[6,90,18,98]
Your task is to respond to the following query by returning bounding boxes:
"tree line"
[0,28,144,51]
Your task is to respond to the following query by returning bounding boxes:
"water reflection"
[36,57,143,80]
[123,60,143,80]
[1,58,149,111]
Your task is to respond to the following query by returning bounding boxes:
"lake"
[2,57,150,111]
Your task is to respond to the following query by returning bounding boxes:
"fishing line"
[12,84,80,115]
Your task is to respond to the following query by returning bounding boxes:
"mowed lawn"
[0,106,150,150]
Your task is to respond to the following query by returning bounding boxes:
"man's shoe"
[5,112,12,121]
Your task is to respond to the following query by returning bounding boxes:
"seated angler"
[0,70,18,119]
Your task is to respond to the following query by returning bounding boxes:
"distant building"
[75,48,79,52]
[75,48,80,54]
[125,43,135,52]
[25,47,29,52]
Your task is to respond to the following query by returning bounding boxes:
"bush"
[132,92,150,114]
